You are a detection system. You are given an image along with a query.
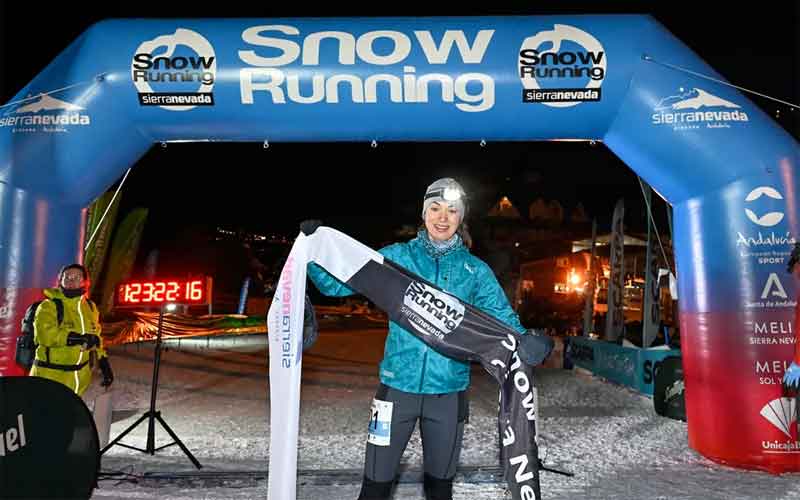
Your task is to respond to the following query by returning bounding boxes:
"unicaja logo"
[132,28,216,111]
[761,397,796,438]
[518,24,606,107]
[652,87,749,130]
[744,186,784,227]
[760,398,800,453]
[401,282,465,340]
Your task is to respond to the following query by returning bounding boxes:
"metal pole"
[582,219,598,336]
[146,305,166,453]
[237,276,251,314]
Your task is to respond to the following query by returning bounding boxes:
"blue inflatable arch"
[1,16,798,470]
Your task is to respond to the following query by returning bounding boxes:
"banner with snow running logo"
[267,226,540,500]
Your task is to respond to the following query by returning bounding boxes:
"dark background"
[1,2,797,289]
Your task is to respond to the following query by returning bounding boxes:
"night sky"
[1,3,797,275]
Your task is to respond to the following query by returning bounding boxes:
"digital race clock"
[116,277,212,307]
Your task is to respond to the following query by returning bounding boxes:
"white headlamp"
[422,178,467,219]
[443,186,462,202]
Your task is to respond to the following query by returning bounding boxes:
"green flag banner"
[84,191,122,287]
[100,208,148,315]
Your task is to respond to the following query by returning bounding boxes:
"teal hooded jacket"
[307,232,527,394]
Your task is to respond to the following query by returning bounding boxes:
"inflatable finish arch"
[1,15,797,471]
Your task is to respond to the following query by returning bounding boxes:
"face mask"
[63,288,85,298]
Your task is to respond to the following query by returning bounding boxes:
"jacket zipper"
[418,258,440,392]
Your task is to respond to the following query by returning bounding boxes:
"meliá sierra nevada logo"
[402,281,465,340]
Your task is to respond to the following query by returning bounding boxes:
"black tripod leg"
[101,411,151,455]
[155,413,202,469]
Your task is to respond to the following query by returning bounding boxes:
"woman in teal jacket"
[306,178,529,500]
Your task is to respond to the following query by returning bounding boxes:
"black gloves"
[517,329,555,366]
[98,357,114,388]
[300,219,322,236]
[84,334,101,349]
[67,332,101,349]
[66,332,84,346]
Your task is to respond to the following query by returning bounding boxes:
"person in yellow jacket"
[29,264,113,396]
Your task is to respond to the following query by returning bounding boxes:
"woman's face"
[424,201,461,242]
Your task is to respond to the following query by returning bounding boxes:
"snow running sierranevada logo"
[652,87,749,130]
[401,282,465,340]
[0,94,91,133]
[132,28,216,111]
[518,24,606,107]
[760,397,800,452]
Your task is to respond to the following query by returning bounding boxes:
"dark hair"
[789,243,800,273]
[457,222,473,249]
[59,263,88,282]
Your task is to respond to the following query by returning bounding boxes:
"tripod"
[101,304,202,469]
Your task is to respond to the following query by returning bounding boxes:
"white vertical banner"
[266,228,382,500]
[266,234,309,500]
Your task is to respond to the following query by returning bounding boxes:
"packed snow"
[86,321,800,499]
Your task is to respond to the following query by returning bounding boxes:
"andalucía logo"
[401,281,465,340]
[0,94,91,133]
[652,87,749,130]
[132,28,217,111]
[744,186,784,228]
[735,186,795,250]
[518,24,606,108]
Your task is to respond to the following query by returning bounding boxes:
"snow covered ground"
[87,323,800,499]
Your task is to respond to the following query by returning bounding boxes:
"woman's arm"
[307,263,357,297]
[307,243,400,297]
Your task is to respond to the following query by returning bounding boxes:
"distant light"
[515,242,520,247]
[165,303,177,312]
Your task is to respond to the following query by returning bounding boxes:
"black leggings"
[363,384,468,482]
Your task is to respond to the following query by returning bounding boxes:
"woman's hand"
[783,362,800,388]
[517,329,555,366]
[300,220,322,236]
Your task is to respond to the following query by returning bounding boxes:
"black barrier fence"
[0,376,99,499]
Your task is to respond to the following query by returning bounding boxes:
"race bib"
[367,398,393,446]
